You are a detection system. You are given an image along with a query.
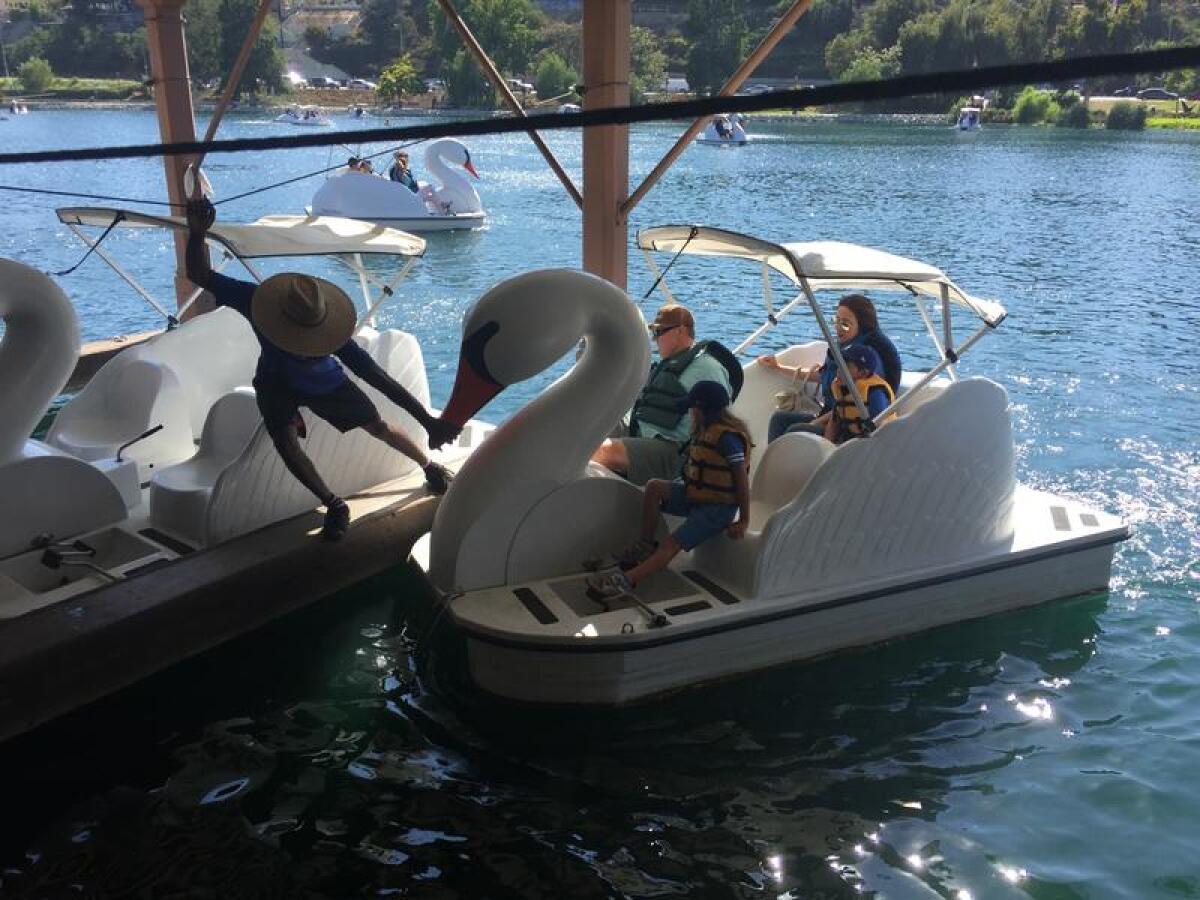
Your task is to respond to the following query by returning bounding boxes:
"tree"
[445,48,493,108]
[534,51,575,102]
[684,0,749,95]
[429,0,545,80]
[218,0,284,92]
[377,53,424,104]
[18,56,53,93]
[631,25,667,102]
[839,45,901,82]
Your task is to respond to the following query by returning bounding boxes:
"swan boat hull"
[446,487,1126,705]
[323,212,487,233]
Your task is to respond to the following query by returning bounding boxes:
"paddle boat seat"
[47,308,259,480]
[148,388,261,545]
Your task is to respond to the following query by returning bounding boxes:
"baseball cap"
[649,304,694,336]
[674,380,731,413]
[842,344,882,375]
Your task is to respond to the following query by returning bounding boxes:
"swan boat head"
[424,139,482,214]
[431,269,651,592]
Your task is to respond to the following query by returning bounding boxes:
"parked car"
[1137,87,1178,101]
[1112,86,1136,96]
[307,76,342,89]
[424,78,446,92]
[347,79,377,91]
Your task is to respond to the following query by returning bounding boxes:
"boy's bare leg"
[626,537,682,587]
[591,438,629,475]
[641,479,669,541]
[363,419,429,467]
[268,424,336,505]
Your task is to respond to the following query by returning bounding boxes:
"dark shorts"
[255,377,381,434]
[661,480,738,551]
[623,437,685,486]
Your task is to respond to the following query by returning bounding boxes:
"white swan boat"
[424,226,1129,705]
[275,106,332,127]
[696,114,748,146]
[0,209,491,623]
[309,138,485,232]
[956,106,982,130]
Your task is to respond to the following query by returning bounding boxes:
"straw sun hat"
[251,273,355,357]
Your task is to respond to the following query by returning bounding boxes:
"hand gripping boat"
[425,227,1129,705]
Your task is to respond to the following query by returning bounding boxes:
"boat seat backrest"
[749,431,833,521]
[731,343,827,478]
[199,388,261,463]
[135,307,259,435]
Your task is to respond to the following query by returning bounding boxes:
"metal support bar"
[175,250,235,320]
[800,276,870,424]
[731,290,807,354]
[434,0,582,208]
[349,255,416,328]
[66,222,174,322]
[941,282,954,360]
[622,0,813,216]
[640,249,677,306]
[196,0,274,168]
[882,321,992,422]
[915,293,957,381]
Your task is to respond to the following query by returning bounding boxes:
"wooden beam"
[434,0,582,208]
[623,0,813,216]
[136,0,201,312]
[581,0,630,288]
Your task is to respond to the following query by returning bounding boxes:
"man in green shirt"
[591,303,735,485]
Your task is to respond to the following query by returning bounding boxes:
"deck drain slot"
[1050,506,1071,531]
[514,587,557,625]
[664,600,711,616]
[682,570,739,605]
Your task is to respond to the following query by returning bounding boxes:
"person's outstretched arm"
[184,196,216,289]
[336,341,461,448]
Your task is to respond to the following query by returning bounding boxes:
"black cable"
[53,211,124,275]
[642,225,699,299]
[0,183,177,206]
[0,45,1195,167]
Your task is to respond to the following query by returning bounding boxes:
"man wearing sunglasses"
[591,304,738,485]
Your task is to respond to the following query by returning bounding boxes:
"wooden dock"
[0,481,439,744]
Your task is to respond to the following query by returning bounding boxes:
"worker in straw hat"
[185,196,458,541]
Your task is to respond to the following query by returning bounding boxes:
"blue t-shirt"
[207,272,372,395]
[866,385,891,419]
[717,431,746,468]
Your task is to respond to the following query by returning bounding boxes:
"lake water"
[0,110,1198,899]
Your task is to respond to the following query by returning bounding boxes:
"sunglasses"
[834,318,855,331]
[648,323,680,338]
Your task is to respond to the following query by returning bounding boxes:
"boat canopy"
[55,207,425,328]
[636,225,1005,327]
[56,207,426,259]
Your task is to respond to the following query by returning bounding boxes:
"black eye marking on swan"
[463,320,501,385]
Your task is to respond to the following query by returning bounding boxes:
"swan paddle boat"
[424,226,1129,705]
[956,106,982,130]
[0,209,493,625]
[697,114,748,146]
[309,138,485,232]
[275,106,332,127]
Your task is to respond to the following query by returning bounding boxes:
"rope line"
[53,211,124,275]
[0,46,1195,168]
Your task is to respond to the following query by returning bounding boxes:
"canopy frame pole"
[940,283,955,361]
[352,252,372,317]
[881,321,991,422]
[799,276,870,424]
[65,221,175,323]
[352,256,417,328]
[622,0,813,217]
[237,256,265,283]
[174,249,236,320]
[914,292,958,381]
[196,0,274,168]
[433,0,581,208]
[731,289,806,355]
[640,249,677,306]
[761,260,774,318]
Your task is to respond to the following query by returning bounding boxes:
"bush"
[377,54,422,105]
[1057,102,1090,128]
[534,52,576,103]
[1013,86,1057,124]
[1106,102,1147,130]
[18,57,53,93]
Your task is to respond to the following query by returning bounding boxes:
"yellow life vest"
[832,374,895,440]
[683,422,750,504]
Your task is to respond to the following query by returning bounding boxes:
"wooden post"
[581,0,630,289]
[136,0,201,312]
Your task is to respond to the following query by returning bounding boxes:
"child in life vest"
[824,344,895,444]
[587,381,752,600]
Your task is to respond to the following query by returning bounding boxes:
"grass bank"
[0,76,145,101]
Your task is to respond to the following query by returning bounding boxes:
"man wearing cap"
[591,303,736,486]
[184,196,458,541]
[388,152,419,192]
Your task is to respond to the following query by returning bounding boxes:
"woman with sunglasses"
[759,293,901,442]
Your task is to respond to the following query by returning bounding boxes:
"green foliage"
[684,0,748,95]
[534,52,575,103]
[7,22,145,78]
[445,49,493,108]
[218,0,284,92]
[429,0,544,84]
[1013,86,1057,124]
[18,57,53,93]
[839,45,902,82]
[630,26,667,104]
[1056,101,1090,128]
[1105,101,1147,130]
[377,54,424,104]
